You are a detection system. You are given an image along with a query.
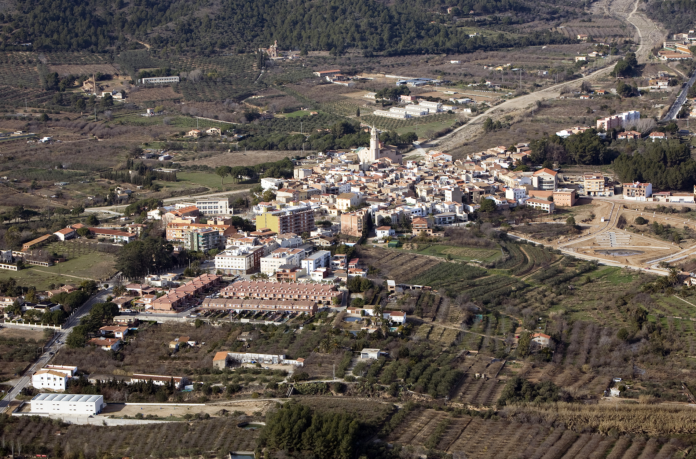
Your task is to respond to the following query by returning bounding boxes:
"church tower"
[369,125,380,162]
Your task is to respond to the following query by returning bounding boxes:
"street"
[663,66,696,121]
[0,286,113,408]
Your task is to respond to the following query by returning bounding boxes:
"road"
[428,0,665,154]
[0,286,113,409]
[84,187,252,214]
[663,68,696,120]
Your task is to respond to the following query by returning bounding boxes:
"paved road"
[0,286,113,408]
[663,68,696,120]
[84,188,252,215]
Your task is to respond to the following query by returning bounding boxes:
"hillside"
[0,0,582,54]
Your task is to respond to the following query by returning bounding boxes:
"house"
[649,131,666,141]
[54,228,76,241]
[99,325,129,339]
[206,127,221,136]
[88,338,122,351]
[412,217,431,235]
[531,333,551,348]
[389,311,407,324]
[213,351,231,369]
[360,348,381,360]
[618,131,641,140]
[376,226,395,239]
[187,129,202,138]
[32,369,69,391]
[89,228,136,243]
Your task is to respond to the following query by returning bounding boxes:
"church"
[357,126,402,169]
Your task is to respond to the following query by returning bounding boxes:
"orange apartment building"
[340,209,370,237]
[166,220,237,243]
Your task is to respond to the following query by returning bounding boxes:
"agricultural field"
[361,113,458,137]
[177,150,302,169]
[359,247,441,283]
[405,243,501,263]
[556,18,634,41]
[0,415,260,458]
[387,408,685,458]
[0,251,116,290]
[0,330,48,381]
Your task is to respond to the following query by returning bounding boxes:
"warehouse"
[31,393,105,415]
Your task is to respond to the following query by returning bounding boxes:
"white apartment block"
[215,246,262,274]
[196,199,231,216]
[260,248,305,275]
[32,369,69,391]
[301,250,331,273]
[31,393,105,415]
[505,188,528,202]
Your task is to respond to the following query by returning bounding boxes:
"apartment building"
[301,250,331,273]
[214,246,264,274]
[623,182,653,201]
[260,248,305,275]
[552,189,577,207]
[583,173,609,196]
[184,228,221,251]
[340,209,369,237]
[532,168,558,191]
[220,281,342,304]
[166,220,237,243]
[255,206,315,234]
[195,199,231,216]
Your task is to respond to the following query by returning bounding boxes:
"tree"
[617,328,629,341]
[479,199,497,213]
[356,108,360,118]
[86,215,99,226]
[566,215,576,226]
[77,227,91,238]
[215,166,232,187]
[580,81,592,93]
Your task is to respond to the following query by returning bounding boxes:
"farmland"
[0,251,117,290]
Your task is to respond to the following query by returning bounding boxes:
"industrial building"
[31,393,105,415]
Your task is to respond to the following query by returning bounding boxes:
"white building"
[260,178,283,190]
[505,187,528,203]
[32,369,69,391]
[196,199,231,216]
[31,393,105,415]
[376,226,395,239]
[130,374,186,389]
[215,246,263,274]
[301,250,331,273]
[260,248,305,275]
[525,198,555,213]
[140,76,180,84]
[360,348,381,360]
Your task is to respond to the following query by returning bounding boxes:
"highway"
[663,66,696,121]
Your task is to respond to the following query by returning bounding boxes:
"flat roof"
[32,393,102,403]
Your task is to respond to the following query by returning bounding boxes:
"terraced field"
[388,410,681,459]
[360,247,441,283]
